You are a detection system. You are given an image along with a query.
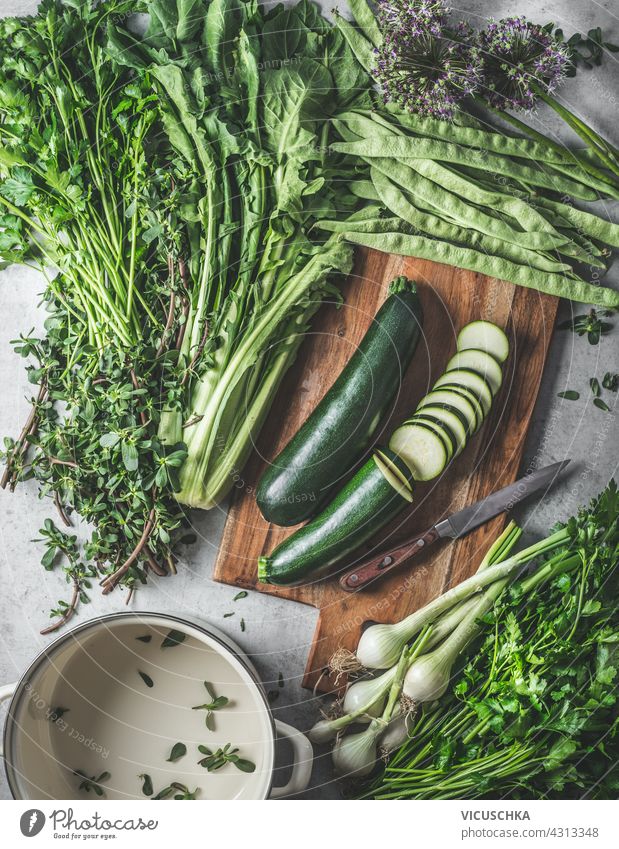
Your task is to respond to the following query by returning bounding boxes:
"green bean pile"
[320,107,619,307]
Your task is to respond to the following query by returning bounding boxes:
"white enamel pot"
[1,611,313,800]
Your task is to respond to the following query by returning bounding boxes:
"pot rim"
[3,610,276,800]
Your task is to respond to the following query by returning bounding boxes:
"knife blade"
[339,459,571,592]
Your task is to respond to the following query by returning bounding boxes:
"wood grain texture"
[213,248,558,691]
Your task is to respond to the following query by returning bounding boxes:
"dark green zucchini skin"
[256,278,423,526]
[258,453,410,586]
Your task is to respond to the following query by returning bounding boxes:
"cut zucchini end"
[457,320,509,364]
[257,556,270,583]
[376,446,415,490]
[373,454,414,502]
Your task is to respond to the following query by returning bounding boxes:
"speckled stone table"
[0,0,617,800]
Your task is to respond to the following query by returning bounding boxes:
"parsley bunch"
[364,482,619,799]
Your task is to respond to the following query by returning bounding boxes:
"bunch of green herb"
[363,482,619,799]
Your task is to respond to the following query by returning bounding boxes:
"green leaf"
[99,432,120,448]
[161,629,186,648]
[138,670,154,688]
[121,441,139,472]
[140,773,153,796]
[1,167,35,205]
[558,390,579,400]
[166,742,187,762]
[589,377,601,397]
[594,397,610,411]
[543,738,577,770]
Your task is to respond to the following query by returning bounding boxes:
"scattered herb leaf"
[192,682,229,731]
[602,372,618,392]
[594,397,610,411]
[233,591,248,601]
[558,390,580,400]
[74,770,110,797]
[223,612,235,618]
[197,744,255,773]
[278,672,285,688]
[240,618,246,632]
[139,773,153,796]
[161,629,186,649]
[135,634,152,643]
[589,377,601,397]
[166,742,187,762]
[138,670,154,688]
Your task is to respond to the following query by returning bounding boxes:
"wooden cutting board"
[213,248,558,691]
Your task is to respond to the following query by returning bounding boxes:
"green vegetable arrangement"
[324,0,619,308]
[311,483,618,798]
[0,0,367,625]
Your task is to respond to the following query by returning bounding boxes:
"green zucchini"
[258,452,412,586]
[256,278,423,526]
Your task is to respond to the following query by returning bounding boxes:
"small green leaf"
[234,758,256,773]
[135,634,152,643]
[161,629,186,649]
[99,432,120,448]
[558,390,580,400]
[594,397,610,411]
[166,742,187,762]
[138,670,154,688]
[233,591,248,601]
[140,773,153,796]
[121,441,139,472]
[590,377,601,397]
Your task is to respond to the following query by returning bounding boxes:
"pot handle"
[0,683,17,758]
[270,720,313,799]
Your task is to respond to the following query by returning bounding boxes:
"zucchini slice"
[408,406,467,455]
[446,349,503,395]
[374,454,414,502]
[408,414,456,460]
[457,320,509,364]
[375,446,415,491]
[389,422,450,481]
[434,383,484,431]
[417,389,478,434]
[435,368,493,416]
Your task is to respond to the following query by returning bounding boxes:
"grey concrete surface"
[0,0,618,801]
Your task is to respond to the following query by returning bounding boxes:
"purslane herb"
[192,682,229,731]
[166,742,187,763]
[197,744,256,774]
[74,770,111,797]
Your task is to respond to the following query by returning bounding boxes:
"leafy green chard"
[107,0,362,509]
[363,482,619,800]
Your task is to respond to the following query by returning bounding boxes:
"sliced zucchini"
[375,446,415,491]
[435,368,493,416]
[390,421,450,481]
[408,406,467,455]
[446,349,503,396]
[417,390,477,434]
[434,383,484,432]
[408,414,456,460]
[374,454,414,502]
[457,320,509,364]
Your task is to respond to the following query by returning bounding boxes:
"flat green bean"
[533,197,619,247]
[334,14,375,74]
[370,168,574,274]
[368,156,569,250]
[333,135,601,200]
[331,230,619,307]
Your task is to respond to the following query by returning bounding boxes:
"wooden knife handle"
[339,526,440,592]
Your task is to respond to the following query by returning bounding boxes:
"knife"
[339,459,571,592]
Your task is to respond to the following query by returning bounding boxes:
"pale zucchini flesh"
[435,368,493,415]
[389,422,449,481]
[446,349,503,395]
[417,389,478,433]
[433,383,484,431]
[373,454,414,502]
[457,320,509,363]
[408,405,467,455]
[409,414,456,459]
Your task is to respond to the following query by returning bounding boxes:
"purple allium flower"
[478,17,569,110]
[373,0,482,119]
